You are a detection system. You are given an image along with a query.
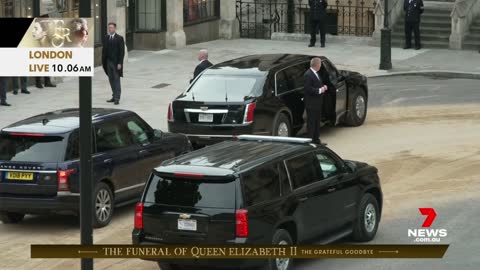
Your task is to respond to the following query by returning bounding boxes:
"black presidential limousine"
[168,54,369,147]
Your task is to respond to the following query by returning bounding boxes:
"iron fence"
[236,0,377,39]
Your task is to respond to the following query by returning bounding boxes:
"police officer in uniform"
[308,0,328,48]
[404,0,424,50]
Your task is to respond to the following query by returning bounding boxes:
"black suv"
[132,135,382,270]
[0,108,191,227]
[168,54,368,146]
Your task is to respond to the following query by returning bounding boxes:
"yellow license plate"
[6,172,34,181]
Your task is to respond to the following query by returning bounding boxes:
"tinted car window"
[144,174,236,209]
[322,60,338,81]
[95,121,132,152]
[316,152,341,178]
[184,75,265,102]
[284,64,306,90]
[126,118,150,145]
[278,162,291,196]
[242,164,280,206]
[286,153,321,188]
[276,71,289,95]
[0,134,66,162]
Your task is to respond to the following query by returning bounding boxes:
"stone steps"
[463,16,480,51]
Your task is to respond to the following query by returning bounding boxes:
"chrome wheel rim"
[364,203,376,233]
[275,240,290,270]
[95,189,112,222]
[355,95,366,119]
[277,122,289,137]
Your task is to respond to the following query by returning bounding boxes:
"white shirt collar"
[310,68,319,79]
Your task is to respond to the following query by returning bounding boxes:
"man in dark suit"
[308,0,328,48]
[0,77,11,106]
[304,58,328,144]
[102,22,125,105]
[191,49,213,83]
[404,0,424,50]
[12,77,30,94]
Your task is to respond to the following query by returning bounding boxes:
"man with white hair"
[191,49,213,83]
[304,57,328,144]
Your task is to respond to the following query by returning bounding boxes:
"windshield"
[144,174,236,209]
[0,134,67,162]
[185,75,265,102]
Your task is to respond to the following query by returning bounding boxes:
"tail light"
[134,202,144,229]
[167,103,174,122]
[57,169,75,192]
[236,209,248,237]
[174,172,204,179]
[243,103,256,124]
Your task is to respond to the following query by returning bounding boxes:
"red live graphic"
[419,208,437,228]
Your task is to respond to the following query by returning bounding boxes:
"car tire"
[344,87,367,127]
[273,113,291,137]
[93,182,114,228]
[157,262,181,270]
[0,212,25,224]
[352,193,380,242]
[262,229,293,270]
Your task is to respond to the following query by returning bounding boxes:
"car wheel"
[263,229,293,270]
[352,193,380,242]
[157,262,181,270]
[0,212,25,224]
[273,113,291,137]
[93,182,114,228]
[344,88,367,126]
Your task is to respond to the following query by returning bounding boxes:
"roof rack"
[237,135,312,144]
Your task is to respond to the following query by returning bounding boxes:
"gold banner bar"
[31,245,449,259]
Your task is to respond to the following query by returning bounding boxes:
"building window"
[0,0,33,17]
[136,0,165,32]
[184,0,220,25]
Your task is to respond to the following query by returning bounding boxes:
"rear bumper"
[0,192,79,214]
[132,230,263,269]
[168,122,261,145]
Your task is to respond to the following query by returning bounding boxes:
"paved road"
[1,47,479,270]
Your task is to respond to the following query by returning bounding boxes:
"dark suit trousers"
[0,77,7,102]
[405,21,421,47]
[107,60,121,101]
[310,19,326,46]
[12,77,27,91]
[306,108,322,143]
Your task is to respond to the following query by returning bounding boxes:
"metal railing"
[236,0,377,39]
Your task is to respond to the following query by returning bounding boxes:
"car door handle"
[103,158,112,164]
[138,150,148,155]
[328,188,336,193]
[298,197,308,203]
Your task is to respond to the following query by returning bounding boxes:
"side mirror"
[153,129,163,139]
[344,161,356,173]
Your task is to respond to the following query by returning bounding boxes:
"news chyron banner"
[0,18,94,77]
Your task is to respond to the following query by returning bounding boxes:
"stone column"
[219,0,240,39]
[166,0,187,49]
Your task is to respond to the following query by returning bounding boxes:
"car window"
[95,121,133,152]
[286,153,321,188]
[321,60,338,81]
[316,152,341,178]
[65,130,96,160]
[126,118,150,145]
[278,162,291,196]
[242,163,280,206]
[144,174,236,209]
[0,134,67,162]
[284,64,306,90]
[276,71,289,95]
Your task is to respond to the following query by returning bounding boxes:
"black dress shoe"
[0,102,11,106]
[21,89,30,94]
[114,101,119,105]
[13,90,18,95]
[36,83,44,89]
[44,83,56,87]
[415,46,421,50]
[308,44,315,47]
[403,46,411,49]
[106,99,115,103]
[321,44,325,48]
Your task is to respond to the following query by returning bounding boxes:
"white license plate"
[178,219,197,231]
[198,113,213,122]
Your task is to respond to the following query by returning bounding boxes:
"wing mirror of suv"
[153,129,163,139]
[344,161,356,173]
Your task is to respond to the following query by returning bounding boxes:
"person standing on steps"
[308,0,328,48]
[404,0,424,50]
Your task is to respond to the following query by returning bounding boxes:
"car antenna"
[42,118,49,125]
[225,80,229,107]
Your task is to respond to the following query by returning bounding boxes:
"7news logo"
[408,208,448,243]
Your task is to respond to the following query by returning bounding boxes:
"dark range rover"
[0,108,191,227]
[168,54,368,146]
[133,135,382,270]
